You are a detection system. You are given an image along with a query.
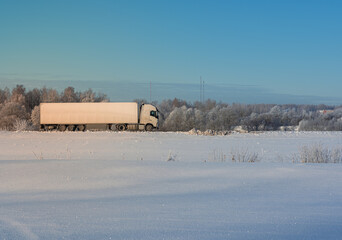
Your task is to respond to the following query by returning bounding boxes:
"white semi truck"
[40,102,159,131]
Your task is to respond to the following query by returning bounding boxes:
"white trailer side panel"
[40,102,139,124]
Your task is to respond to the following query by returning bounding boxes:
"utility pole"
[203,80,205,103]
[200,77,205,103]
[149,81,152,103]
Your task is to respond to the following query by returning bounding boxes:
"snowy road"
[0,131,342,239]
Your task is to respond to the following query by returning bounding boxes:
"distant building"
[318,110,334,114]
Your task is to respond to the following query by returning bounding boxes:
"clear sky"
[1,0,341,104]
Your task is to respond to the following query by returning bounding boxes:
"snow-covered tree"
[31,105,40,127]
[10,85,26,105]
[0,102,28,130]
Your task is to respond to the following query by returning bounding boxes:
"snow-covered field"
[1,131,342,239]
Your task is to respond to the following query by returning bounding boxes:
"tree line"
[157,99,342,131]
[0,85,341,131]
[0,85,108,130]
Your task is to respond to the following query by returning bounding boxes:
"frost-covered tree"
[47,89,60,103]
[0,85,111,131]
[40,88,60,103]
[94,92,109,102]
[298,108,342,131]
[31,105,40,127]
[162,106,188,131]
[1,84,341,131]
[61,87,79,102]
[80,89,109,102]
[80,89,95,102]
[194,108,205,130]
[0,88,10,104]
[0,102,28,130]
[10,85,26,105]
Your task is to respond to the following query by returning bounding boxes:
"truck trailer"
[40,102,159,131]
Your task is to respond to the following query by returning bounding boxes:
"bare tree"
[61,86,79,102]
[10,84,26,105]
[25,88,41,111]
[0,88,10,104]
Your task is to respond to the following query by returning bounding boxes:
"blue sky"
[1,0,341,104]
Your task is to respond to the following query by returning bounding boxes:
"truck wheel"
[77,125,85,131]
[58,125,66,131]
[145,124,153,131]
[116,124,126,131]
[67,125,75,131]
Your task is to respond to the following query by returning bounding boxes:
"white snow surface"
[0,131,342,240]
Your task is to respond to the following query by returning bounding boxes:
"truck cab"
[139,104,159,130]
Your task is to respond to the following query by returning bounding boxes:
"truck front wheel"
[116,124,126,131]
[145,124,153,131]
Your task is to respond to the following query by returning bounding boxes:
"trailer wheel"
[77,125,85,131]
[45,125,57,131]
[116,124,126,131]
[58,125,66,131]
[67,125,75,131]
[145,124,153,131]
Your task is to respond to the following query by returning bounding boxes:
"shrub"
[296,144,342,163]
[0,102,28,130]
[13,119,32,132]
[231,148,259,163]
